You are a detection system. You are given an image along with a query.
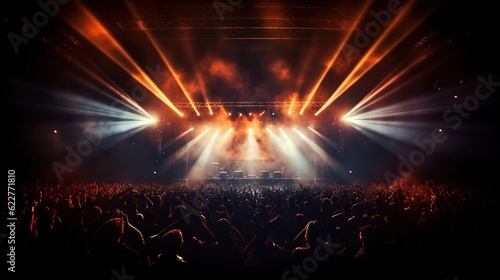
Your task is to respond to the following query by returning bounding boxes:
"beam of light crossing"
[344,46,458,120]
[300,0,373,114]
[62,2,183,116]
[161,128,210,171]
[316,1,440,115]
[344,93,453,123]
[125,0,200,116]
[345,56,424,118]
[343,93,454,156]
[66,58,152,118]
[342,120,412,157]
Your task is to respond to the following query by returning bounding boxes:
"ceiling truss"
[171,101,325,108]
[113,4,367,40]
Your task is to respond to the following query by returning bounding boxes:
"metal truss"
[113,3,367,40]
[171,101,325,108]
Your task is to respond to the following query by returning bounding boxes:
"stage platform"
[164,177,338,186]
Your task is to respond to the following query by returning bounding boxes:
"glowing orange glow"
[209,59,238,81]
[270,60,291,81]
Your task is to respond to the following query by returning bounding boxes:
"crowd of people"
[8,179,499,279]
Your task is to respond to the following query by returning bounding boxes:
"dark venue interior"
[2,0,500,279]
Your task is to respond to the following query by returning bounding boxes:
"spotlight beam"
[316,1,439,115]
[126,0,200,116]
[308,127,339,149]
[300,0,373,114]
[345,93,451,122]
[343,93,454,156]
[66,60,152,119]
[161,128,210,171]
[293,128,349,180]
[277,128,314,178]
[40,91,155,123]
[163,127,194,150]
[62,2,183,116]
[345,57,423,118]
[188,129,220,178]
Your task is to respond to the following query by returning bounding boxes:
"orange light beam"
[180,37,213,115]
[195,71,213,115]
[62,2,183,116]
[346,49,449,119]
[316,1,439,115]
[125,1,200,116]
[149,40,201,116]
[299,0,374,114]
[346,57,423,117]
